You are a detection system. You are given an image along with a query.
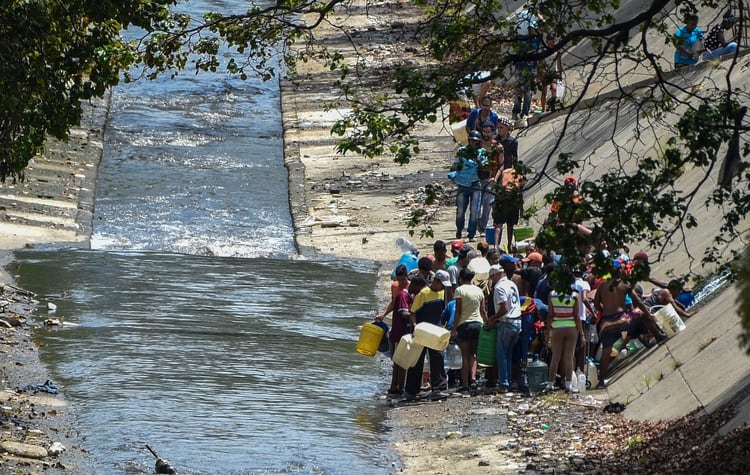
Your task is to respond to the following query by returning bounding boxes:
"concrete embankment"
[0,95,108,472]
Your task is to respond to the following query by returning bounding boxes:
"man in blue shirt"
[674,13,704,68]
[451,130,489,240]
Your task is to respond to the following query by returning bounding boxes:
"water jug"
[585,359,599,389]
[391,252,419,280]
[476,325,497,367]
[570,371,579,391]
[392,334,424,369]
[527,354,548,395]
[413,322,450,350]
[444,343,462,370]
[577,369,586,393]
[654,304,686,338]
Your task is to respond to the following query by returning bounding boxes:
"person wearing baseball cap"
[519,251,544,297]
[434,269,452,288]
[488,261,522,392]
[446,239,464,268]
[403,269,453,401]
[452,127,489,241]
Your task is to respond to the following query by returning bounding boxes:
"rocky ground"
[0,284,91,474]
[386,385,750,474]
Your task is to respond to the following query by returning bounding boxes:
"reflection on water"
[12,249,395,474]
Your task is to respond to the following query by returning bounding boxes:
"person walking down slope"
[451,130,489,241]
[703,12,738,60]
[674,13,704,68]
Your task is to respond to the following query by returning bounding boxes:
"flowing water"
[7,1,395,473]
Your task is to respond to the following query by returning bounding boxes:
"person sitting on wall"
[703,12,738,60]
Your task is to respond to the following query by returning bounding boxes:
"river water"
[7,1,394,474]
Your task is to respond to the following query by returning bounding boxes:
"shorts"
[597,311,629,348]
[493,205,521,226]
[457,321,482,343]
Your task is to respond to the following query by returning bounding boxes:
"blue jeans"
[512,63,536,118]
[479,179,495,231]
[703,42,737,60]
[496,320,521,389]
[456,183,481,238]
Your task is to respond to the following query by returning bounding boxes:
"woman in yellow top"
[450,268,488,392]
[545,290,585,392]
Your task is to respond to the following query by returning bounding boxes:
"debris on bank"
[0,282,89,473]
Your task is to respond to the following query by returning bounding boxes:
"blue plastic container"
[391,252,419,280]
[485,226,496,245]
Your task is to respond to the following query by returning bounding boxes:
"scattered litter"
[16,379,59,394]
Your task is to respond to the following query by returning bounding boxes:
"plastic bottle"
[577,368,586,393]
[395,237,418,256]
[570,370,579,392]
[585,358,599,389]
[444,343,463,370]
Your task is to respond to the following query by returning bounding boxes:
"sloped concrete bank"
[0,95,109,472]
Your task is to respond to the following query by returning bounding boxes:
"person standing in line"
[488,264,522,392]
[451,130,488,240]
[430,240,450,271]
[545,289,584,392]
[496,116,519,171]
[402,270,452,401]
[447,245,474,300]
[703,12,738,60]
[375,264,409,323]
[385,275,426,396]
[450,268,488,392]
[674,13,704,68]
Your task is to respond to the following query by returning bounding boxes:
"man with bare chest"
[593,269,666,388]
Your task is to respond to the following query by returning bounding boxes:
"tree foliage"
[4,0,750,347]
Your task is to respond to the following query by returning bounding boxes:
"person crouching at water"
[450,268,487,393]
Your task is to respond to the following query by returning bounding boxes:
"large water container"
[527,355,548,395]
[413,322,450,350]
[654,304,686,338]
[476,325,497,367]
[391,252,419,280]
[444,343,463,370]
[392,334,424,369]
[355,323,385,357]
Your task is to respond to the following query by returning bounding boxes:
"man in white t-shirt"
[489,264,522,392]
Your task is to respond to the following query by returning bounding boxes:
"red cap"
[451,239,464,252]
[633,251,649,264]
[564,176,577,186]
[522,252,543,263]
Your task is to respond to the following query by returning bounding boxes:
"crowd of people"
[373,236,699,401]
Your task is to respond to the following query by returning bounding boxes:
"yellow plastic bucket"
[356,322,385,357]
